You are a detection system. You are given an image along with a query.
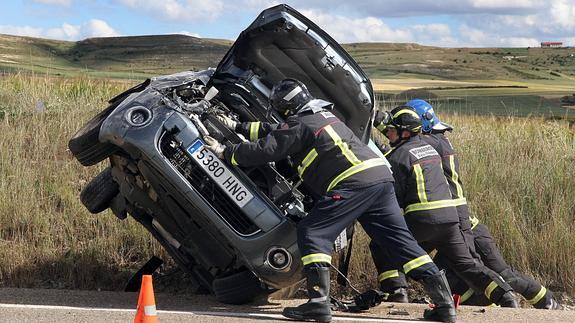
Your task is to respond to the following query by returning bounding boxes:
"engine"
[159,80,308,221]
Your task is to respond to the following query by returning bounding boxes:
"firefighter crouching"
[370,106,519,308]
[209,78,456,322]
[406,99,561,310]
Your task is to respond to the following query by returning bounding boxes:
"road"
[0,288,573,322]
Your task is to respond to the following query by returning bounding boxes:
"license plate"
[187,139,254,208]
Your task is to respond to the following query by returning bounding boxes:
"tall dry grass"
[346,113,575,296]
[0,74,168,290]
[0,74,573,296]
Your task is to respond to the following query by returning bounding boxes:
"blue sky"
[1,0,574,47]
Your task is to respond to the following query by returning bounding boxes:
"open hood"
[211,4,374,142]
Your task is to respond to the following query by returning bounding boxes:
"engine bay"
[158,79,309,221]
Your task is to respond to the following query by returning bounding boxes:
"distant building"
[541,42,563,48]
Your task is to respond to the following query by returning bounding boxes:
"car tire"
[69,104,117,166]
[212,270,266,305]
[80,167,119,214]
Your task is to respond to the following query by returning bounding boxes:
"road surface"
[0,288,573,322]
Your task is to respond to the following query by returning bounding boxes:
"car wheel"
[80,167,119,214]
[212,270,266,304]
[69,104,117,166]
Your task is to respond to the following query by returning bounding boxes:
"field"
[0,74,573,302]
[0,33,574,301]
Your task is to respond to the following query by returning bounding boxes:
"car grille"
[160,133,260,236]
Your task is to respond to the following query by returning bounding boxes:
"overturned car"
[69,4,379,304]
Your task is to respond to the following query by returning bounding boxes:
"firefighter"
[406,99,561,310]
[370,105,518,308]
[208,78,456,322]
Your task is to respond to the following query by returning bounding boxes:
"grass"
[343,112,575,298]
[0,74,574,300]
[0,74,171,290]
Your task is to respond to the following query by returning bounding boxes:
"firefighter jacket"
[223,100,393,197]
[422,132,480,228]
[385,135,459,225]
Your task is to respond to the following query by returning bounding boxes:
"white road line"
[0,303,423,322]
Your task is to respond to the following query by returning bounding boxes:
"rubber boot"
[498,291,519,308]
[421,270,457,323]
[385,287,409,303]
[533,290,562,310]
[283,267,332,322]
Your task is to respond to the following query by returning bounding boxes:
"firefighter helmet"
[380,106,422,134]
[405,99,452,133]
[269,78,312,116]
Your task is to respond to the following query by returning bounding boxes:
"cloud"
[32,0,72,5]
[299,9,461,46]
[0,19,120,41]
[117,0,225,22]
[176,31,202,38]
[300,9,414,43]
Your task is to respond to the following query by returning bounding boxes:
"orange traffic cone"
[134,275,158,323]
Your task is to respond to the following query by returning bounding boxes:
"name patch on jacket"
[409,145,439,160]
[320,111,336,119]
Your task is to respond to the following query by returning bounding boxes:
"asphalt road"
[0,288,573,322]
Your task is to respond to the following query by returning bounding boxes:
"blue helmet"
[405,99,451,133]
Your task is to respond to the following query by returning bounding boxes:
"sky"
[0,0,574,47]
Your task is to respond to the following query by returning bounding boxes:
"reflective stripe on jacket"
[422,132,481,228]
[385,135,459,224]
[224,101,393,196]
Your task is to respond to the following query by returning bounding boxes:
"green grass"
[0,74,574,300]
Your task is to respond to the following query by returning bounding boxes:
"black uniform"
[224,100,438,280]
[424,132,555,308]
[370,134,514,304]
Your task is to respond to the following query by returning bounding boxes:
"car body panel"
[212,4,375,142]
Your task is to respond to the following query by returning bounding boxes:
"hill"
[1,33,574,83]
[0,34,230,79]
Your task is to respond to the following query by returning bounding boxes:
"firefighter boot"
[283,266,332,322]
[498,291,519,308]
[385,287,409,303]
[533,289,562,310]
[421,270,457,323]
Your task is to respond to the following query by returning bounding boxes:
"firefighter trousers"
[297,181,438,282]
[445,223,553,307]
[371,220,513,304]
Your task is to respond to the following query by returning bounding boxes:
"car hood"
[211,4,374,142]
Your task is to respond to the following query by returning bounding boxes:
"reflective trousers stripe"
[324,125,362,165]
[302,253,332,265]
[484,281,499,300]
[470,215,480,230]
[413,164,428,203]
[297,148,318,177]
[378,270,400,282]
[528,286,547,305]
[449,156,464,198]
[249,121,260,141]
[327,158,388,192]
[403,255,433,274]
[460,288,474,304]
[404,199,458,214]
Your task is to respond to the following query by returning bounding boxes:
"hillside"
[0,34,230,79]
[1,33,574,83]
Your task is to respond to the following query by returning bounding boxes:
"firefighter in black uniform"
[207,79,456,322]
[370,105,519,308]
[406,99,561,309]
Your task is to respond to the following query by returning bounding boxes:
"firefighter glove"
[217,114,238,130]
[204,135,225,159]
